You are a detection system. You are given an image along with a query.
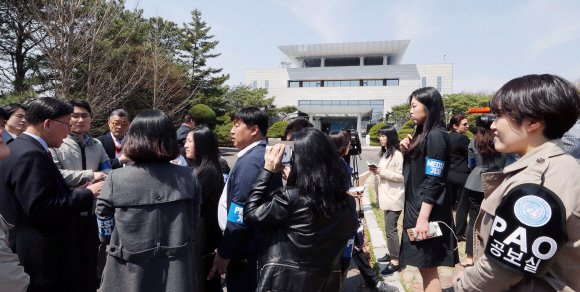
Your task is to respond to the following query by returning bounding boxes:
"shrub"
[368,122,387,146]
[397,120,415,141]
[189,104,217,124]
[266,121,289,140]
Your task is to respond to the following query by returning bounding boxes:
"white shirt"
[23,132,49,153]
[6,131,17,140]
[218,140,268,231]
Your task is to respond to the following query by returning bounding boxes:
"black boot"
[380,262,401,275]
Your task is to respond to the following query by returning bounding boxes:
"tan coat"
[456,140,580,292]
[374,150,405,211]
[0,215,29,292]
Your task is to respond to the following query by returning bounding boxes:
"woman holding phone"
[399,87,459,292]
[371,126,404,275]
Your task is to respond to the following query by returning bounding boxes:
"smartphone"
[366,161,378,169]
[406,222,443,241]
[266,142,294,165]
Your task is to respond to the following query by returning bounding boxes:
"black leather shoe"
[377,253,392,262]
[380,262,401,275]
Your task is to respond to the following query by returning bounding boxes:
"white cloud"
[277,0,347,43]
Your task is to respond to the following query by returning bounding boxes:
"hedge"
[189,104,217,124]
[266,121,289,140]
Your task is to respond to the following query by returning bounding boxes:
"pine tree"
[180,9,229,110]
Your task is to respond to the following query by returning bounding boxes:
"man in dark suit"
[0,107,11,143]
[96,109,131,169]
[2,103,28,144]
[0,97,104,292]
[177,113,195,151]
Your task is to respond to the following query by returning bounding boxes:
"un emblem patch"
[514,195,552,227]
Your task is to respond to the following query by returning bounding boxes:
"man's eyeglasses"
[71,113,90,119]
[51,119,72,129]
[111,121,129,127]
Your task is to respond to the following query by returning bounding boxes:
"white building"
[245,40,452,136]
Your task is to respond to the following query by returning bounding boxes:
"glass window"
[289,81,300,88]
[359,100,370,106]
[422,77,426,88]
[371,100,384,105]
[339,100,349,107]
[341,80,351,87]
[332,100,341,106]
[322,100,332,107]
[386,79,399,86]
[324,81,333,87]
[437,77,442,91]
[349,100,359,106]
[311,100,322,106]
[299,100,310,107]
[265,80,269,89]
[253,81,257,89]
[316,81,322,87]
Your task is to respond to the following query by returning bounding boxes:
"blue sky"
[125,0,580,93]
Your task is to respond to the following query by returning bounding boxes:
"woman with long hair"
[460,126,506,267]
[399,87,459,292]
[372,126,405,275]
[446,114,471,241]
[184,125,224,292]
[243,128,358,292]
[453,75,580,291]
[329,130,353,186]
[96,110,201,292]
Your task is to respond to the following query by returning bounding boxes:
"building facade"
[245,40,453,136]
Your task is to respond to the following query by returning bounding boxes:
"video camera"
[468,107,496,129]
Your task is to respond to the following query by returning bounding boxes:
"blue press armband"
[223,173,229,184]
[227,202,245,225]
[97,216,115,238]
[341,237,355,258]
[425,157,444,177]
[468,157,476,168]
[98,161,112,171]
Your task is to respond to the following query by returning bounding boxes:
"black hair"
[447,114,466,132]
[3,103,28,117]
[0,108,9,120]
[286,128,350,217]
[189,125,221,176]
[329,130,350,158]
[490,74,580,140]
[405,87,446,157]
[231,107,268,136]
[284,118,313,138]
[68,99,92,115]
[25,97,73,126]
[109,109,130,120]
[378,126,400,159]
[123,110,180,163]
[182,113,194,124]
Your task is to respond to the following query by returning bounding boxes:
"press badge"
[484,184,567,278]
[341,237,355,258]
[97,216,115,238]
[425,157,444,177]
[227,202,246,225]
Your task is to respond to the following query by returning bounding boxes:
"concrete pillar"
[383,55,388,65]
[356,113,362,140]
[309,115,313,123]
[298,58,304,68]
[360,55,364,66]
[320,57,325,67]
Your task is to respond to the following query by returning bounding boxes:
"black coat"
[0,134,94,287]
[244,169,358,292]
[448,131,470,175]
[96,132,123,169]
[400,125,459,268]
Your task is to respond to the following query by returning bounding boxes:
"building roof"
[278,40,411,67]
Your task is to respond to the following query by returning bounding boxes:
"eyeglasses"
[111,121,129,127]
[71,113,90,119]
[51,119,72,129]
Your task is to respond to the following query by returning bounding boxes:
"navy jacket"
[217,143,283,259]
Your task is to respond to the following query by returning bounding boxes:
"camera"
[266,142,294,166]
[476,114,496,129]
[468,107,496,129]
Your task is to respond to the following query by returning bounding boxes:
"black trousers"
[465,189,484,256]
[448,172,470,237]
[78,214,99,292]
[351,234,379,289]
[226,252,258,292]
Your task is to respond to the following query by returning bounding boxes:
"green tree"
[277,106,297,121]
[266,121,288,140]
[180,9,229,108]
[189,104,216,124]
[442,93,492,135]
[222,84,277,123]
[368,122,387,146]
[390,103,410,128]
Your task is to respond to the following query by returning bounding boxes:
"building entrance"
[320,118,357,134]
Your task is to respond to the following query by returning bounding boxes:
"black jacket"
[96,132,123,169]
[244,169,358,292]
[0,134,94,287]
[448,131,470,174]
